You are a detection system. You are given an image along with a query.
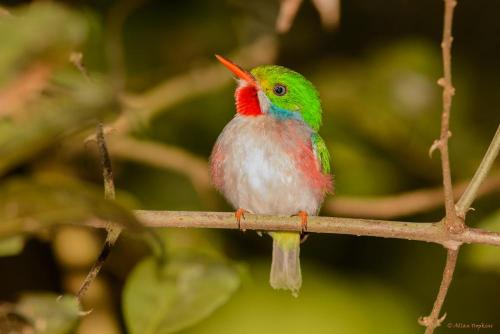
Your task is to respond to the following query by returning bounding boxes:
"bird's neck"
[235,84,262,116]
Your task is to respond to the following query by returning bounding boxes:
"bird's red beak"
[215,54,256,85]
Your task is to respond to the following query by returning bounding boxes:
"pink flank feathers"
[209,142,225,190]
[286,124,332,197]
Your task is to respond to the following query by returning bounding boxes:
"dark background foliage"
[0,0,498,333]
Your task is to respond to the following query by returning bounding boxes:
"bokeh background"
[0,0,499,333]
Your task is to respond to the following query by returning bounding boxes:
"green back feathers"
[251,65,322,131]
[312,133,331,174]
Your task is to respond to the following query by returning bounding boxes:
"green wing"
[311,133,331,174]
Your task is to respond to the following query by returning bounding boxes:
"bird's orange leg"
[235,208,248,231]
[293,210,308,233]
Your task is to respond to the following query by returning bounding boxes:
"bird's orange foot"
[235,208,248,231]
[293,211,308,233]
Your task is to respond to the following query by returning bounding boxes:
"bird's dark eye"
[273,84,287,96]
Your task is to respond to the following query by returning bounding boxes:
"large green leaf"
[0,175,143,238]
[465,210,500,272]
[123,254,240,334]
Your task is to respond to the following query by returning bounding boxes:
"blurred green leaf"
[15,293,80,334]
[0,2,117,176]
[123,254,240,334]
[0,174,143,238]
[0,2,87,83]
[183,262,420,334]
[465,210,500,272]
[0,71,116,176]
[0,235,25,256]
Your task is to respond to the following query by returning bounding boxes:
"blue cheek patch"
[269,103,303,122]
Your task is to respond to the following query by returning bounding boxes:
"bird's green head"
[216,55,323,131]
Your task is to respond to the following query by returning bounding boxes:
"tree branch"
[86,210,500,248]
[456,124,500,217]
[76,123,122,301]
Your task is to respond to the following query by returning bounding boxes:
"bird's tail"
[270,231,302,297]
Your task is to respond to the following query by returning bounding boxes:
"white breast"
[210,115,323,215]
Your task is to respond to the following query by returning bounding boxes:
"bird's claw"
[235,208,247,231]
[300,233,309,244]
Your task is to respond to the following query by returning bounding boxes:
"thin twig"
[421,1,461,332]
[76,123,122,301]
[86,210,500,248]
[419,248,459,333]
[70,54,123,300]
[456,125,500,216]
[96,123,116,201]
[435,0,461,233]
[69,52,91,83]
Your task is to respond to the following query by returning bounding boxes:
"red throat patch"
[235,85,262,116]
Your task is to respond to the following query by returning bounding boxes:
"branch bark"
[419,248,459,333]
[86,210,500,248]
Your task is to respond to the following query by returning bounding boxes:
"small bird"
[210,55,333,296]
